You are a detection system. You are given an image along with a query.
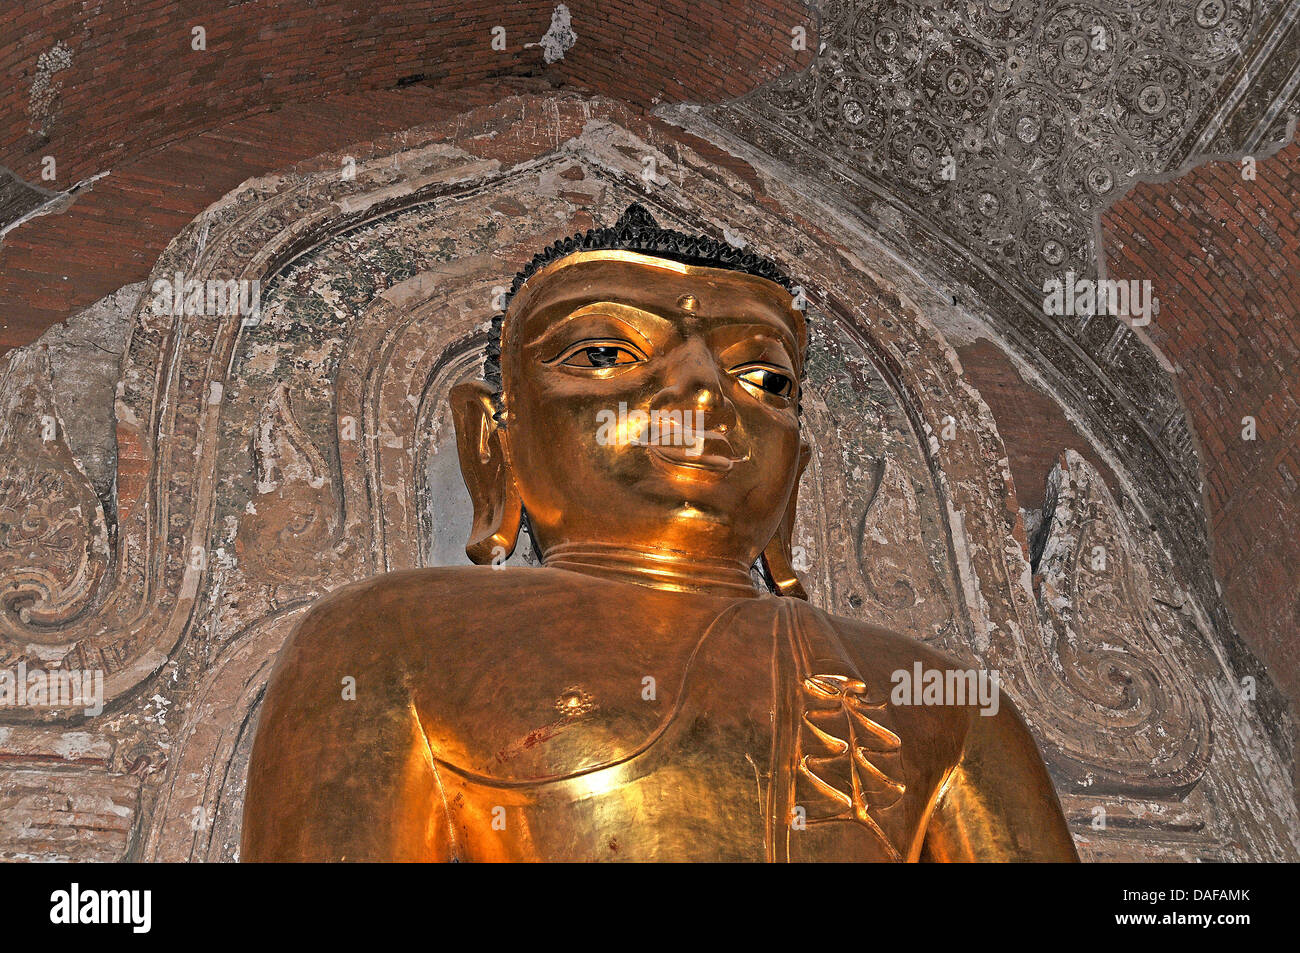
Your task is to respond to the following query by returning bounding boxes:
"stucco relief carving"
[0,346,109,665]
[724,0,1279,291]
[1033,450,1212,796]
[235,383,348,589]
[1033,450,1295,858]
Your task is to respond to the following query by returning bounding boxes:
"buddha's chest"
[414,607,945,861]
[438,733,913,862]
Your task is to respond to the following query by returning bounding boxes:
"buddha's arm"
[241,606,452,862]
[920,695,1079,862]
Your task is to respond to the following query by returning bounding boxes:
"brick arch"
[2,0,813,185]
[1101,137,1300,772]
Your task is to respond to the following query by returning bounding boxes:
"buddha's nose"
[653,337,737,434]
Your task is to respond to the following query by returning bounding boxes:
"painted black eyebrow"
[524,304,660,357]
[708,322,800,372]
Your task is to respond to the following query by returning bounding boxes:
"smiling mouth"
[648,443,745,473]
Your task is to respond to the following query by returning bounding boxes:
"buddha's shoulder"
[800,602,967,674]
[798,604,1001,729]
[283,566,629,663]
[294,566,577,623]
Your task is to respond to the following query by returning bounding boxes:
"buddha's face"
[495,251,807,568]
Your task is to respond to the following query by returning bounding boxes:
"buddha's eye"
[734,365,795,399]
[557,342,645,369]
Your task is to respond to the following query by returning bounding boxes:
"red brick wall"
[956,338,1121,510]
[0,83,514,352]
[1,1,812,186]
[1102,140,1300,716]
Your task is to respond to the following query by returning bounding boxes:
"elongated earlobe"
[760,441,812,599]
[450,381,523,564]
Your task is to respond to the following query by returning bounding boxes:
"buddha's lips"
[649,440,743,473]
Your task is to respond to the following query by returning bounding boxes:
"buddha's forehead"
[504,252,806,354]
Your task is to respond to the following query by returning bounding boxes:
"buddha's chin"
[621,467,749,513]
[621,477,781,540]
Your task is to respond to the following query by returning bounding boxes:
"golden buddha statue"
[242,205,1077,862]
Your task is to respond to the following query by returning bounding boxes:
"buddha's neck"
[541,541,761,598]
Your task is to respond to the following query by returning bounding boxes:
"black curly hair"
[483,202,800,398]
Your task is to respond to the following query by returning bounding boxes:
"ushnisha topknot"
[483,202,801,396]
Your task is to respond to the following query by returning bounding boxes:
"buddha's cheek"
[735,420,802,517]
[507,400,640,508]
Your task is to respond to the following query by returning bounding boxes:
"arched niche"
[0,92,1276,861]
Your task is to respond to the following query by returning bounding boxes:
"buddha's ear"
[760,440,812,599]
[450,381,523,565]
